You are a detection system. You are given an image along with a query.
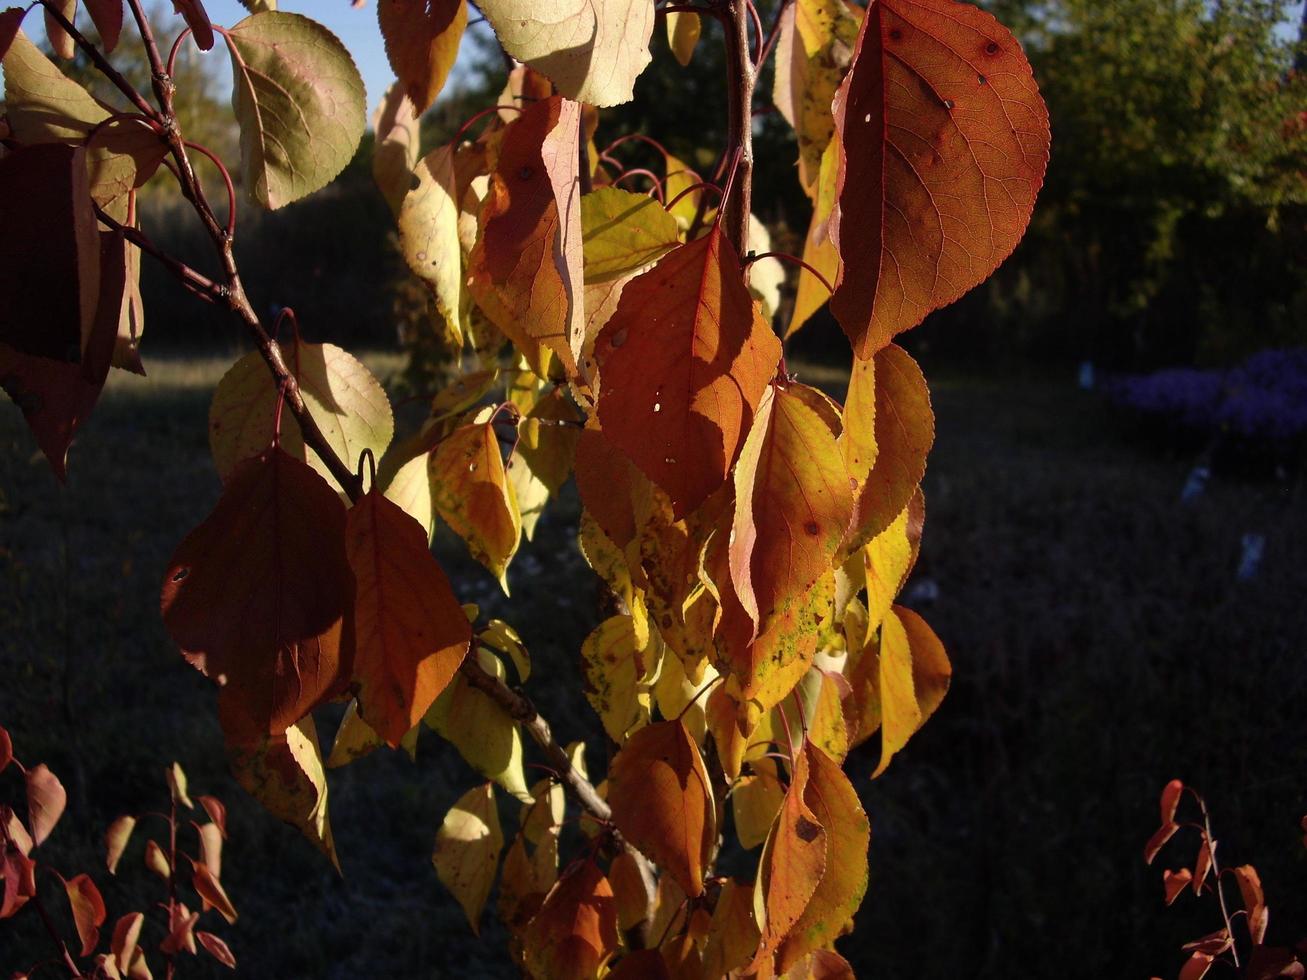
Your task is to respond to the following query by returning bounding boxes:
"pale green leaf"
[383,452,436,542]
[581,187,681,284]
[433,782,503,934]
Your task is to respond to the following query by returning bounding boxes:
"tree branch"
[722,0,755,258]
[36,0,160,121]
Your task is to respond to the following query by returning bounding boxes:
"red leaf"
[594,226,782,518]
[44,0,75,59]
[0,142,102,363]
[1179,951,1215,980]
[0,844,36,919]
[573,425,642,549]
[191,860,237,924]
[522,861,619,980]
[345,489,471,745]
[84,0,123,52]
[1160,779,1185,825]
[1144,821,1178,866]
[1193,836,1214,895]
[829,0,1050,359]
[1232,865,1268,946]
[1163,868,1192,905]
[110,911,143,973]
[25,764,67,847]
[197,930,236,968]
[608,721,715,898]
[197,795,227,838]
[0,726,10,771]
[160,902,199,955]
[377,0,467,114]
[0,7,26,61]
[161,447,353,741]
[171,0,213,50]
[62,873,106,957]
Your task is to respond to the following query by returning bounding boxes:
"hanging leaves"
[594,227,782,518]
[62,873,107,957]
[521,861,619,980]
[378,0,467,114]
[372,83,421,218]
[581,187,682,284]
[828,0,1051,358]
[226,11,367,209]
[345,489,471,746]
[433,782,503,933]
[399,143,467,341]
[161,447,353,740]
[608,720,714,897]
[84,0,123,52]
[580,614,656,742]
[469,96,585,379]
[0,9,25,62]
[733,756,785,850]
[477,0,653,107]
[666,10,700,67]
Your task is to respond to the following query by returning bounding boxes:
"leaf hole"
[468,461,478,472]
[171,567,190,583]
[653,402,661,413]
[985,40,999,54]
[943,99,955,110]
[978,74,987,85]
[803,520,820,536]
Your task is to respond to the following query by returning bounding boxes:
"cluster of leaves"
[0,0,1049,973]
[0,726,235,978]
[1145,780,1307,980]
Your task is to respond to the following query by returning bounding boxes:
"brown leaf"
[104,815,136,874]
[468,96,585,379]
[521,861,619,980]
[594,226,783,518]
[191,860,238,924]
[63,873,106,957]
[429,418,521,589]
[608,720,714,897]
[0,841,36,919]
[1160,779,1185,826]
[197,795,227,838]
[606,949,671,980]
[701,878,761,978]
[110,912,143,974]
[84,0,123,51]
[829,0,1050,358]
[161,447,353,740]
[346,489,471,745]
[197,930,236,968]
[378,0,466,114]
[1232,865,1267,946]
[607,850,653,935]
[1193,836,1214,895]
[25,764,66,847]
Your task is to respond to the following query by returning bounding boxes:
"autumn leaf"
[776,743,869,971]
[25,764,66,847]
[752,745,826,967]
[581,187,682,285]
[428,417,521,589]
[866,604,951,776]
[701,878,761,978]
[226,11,366,209]
[666,10,700,66]
[841,343,934,557]
[0,9,26,62]
[399,143,467,346]
[84,0,123,52]
[581,615,657,742]
[228,715,338,869]
[198,930,237,968]
[43,0,74,59]
[477,0,653,106]
[521,861,620,980]
[110,912,144,974]
[172,0,215,50]
[608,720,714,897]
[62,873,106,957]
[433,782,503,933]
[733,756,785,850]
[372,83,421,218]
[208,341,394,493]
[161,447,353,740]
[346,489,471,745]
[594,227,782,517]
[378,0,467,114]
[828,0,1051,358]
[730,382,853,638]
[191,859,238,924]
[469,96,585,379]
[105,815,136,874]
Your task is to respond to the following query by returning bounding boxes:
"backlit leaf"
[776,743,869,971]
[383,453,436,542]
[841,343,933,557]
[594,227,782,517]
[429,418,520,588]
[208,341,394,494]
[372,84,420,217]
[378,0,467,114]
[62,873,106,957]
[608,720,714,897]
[433,781,503,933]
[730,383,853,637]
[468,96,585,379]
[326,699,385,768]
[581,615,656,742]
[226,11,366,209]
[424,648,531,801]
[521,861,619,980]
[197,930,236,968]
[191,860,238,924]
[44,0,75,59]
[228,715,338,869]
[862,503,913,631]
[84,0,123,52]
[829,0,1050,358]
[478,0,653,106]
[346,489,471,745]
[110,912,143,974]
[161,448,352,740]
[733,756,785,850]
[787,140,841,339]
[701,878,761,978]
[581,187,681,284]
[666,10,700,66]
[168,762,193,809]
[869,604,950,776]
[25,764,66,847]
[399,143,466,341]
[105,815,135,874]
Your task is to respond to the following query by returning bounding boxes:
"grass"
[1,353,1304,978]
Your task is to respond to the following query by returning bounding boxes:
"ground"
[1,354,1304,978]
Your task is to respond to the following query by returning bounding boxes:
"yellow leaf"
[786,140,842,339]
[732,756,785,850]
[372,83,420,218]
[433,782,503,934]
[399,143,467,346]
[666,10,701,66]
[869,605,950,777]
[581,187,681,284]
[383,453,435,542]
[581,615,657,742]
[326,698,384,769]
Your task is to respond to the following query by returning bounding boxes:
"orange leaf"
[594,226,783,518]
[377,0,467,114]
[841,343,934,557]
[752,746,827,968]
[701,878,761,978]
[521,861,619,980]
[1232,865,1267,945]
[62,873,106,957]
[191,860,238,925]
[1178,951,1215,980]
[429,419,521,589]
[573,424,642,550]
[1193,836,1214,895]
[1163,868,1192,904]
[161,448,353,740]
[197,930,236,968]
[25,764,66,847]
[730,382,853,638]
[608,720,715,897]
[110,912,143,973]
[104,815,136,874]
[786,947,857,978]
[468,95,585,379]
[1160,779,1185,825]
[607,850,653,935]
[776,744,869,972]
[0,726,10,771]
[345,489,471,745]
[828,0,1050,358]
[197,795,227,839]
[1144,821,1179,866]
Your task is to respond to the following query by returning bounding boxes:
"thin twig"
[35,0,160,120]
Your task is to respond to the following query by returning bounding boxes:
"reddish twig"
[743,249,834,294]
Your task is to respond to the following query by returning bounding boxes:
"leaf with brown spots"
[378,0,466,114]
[594,227,782,518]
[345,489,470,745]
[581,614,657,742]
[829,0,1050,359]
[608,720,715,898]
